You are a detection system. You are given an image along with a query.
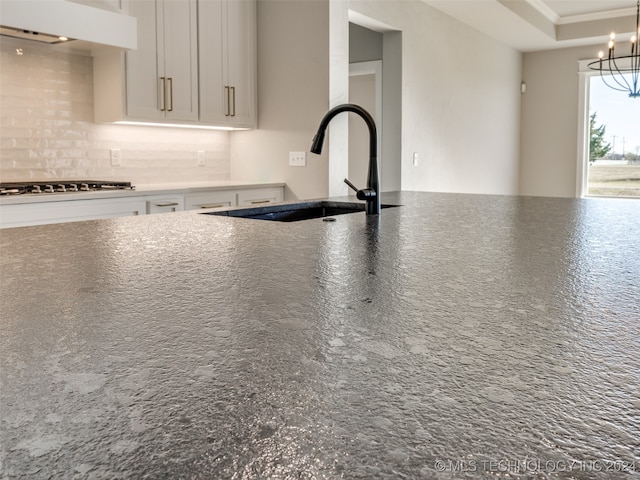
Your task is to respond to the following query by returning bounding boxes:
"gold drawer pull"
[155,202,179,207]
[230,86,236,117]
[199,204,225,209]
[160,77,167,111]
[250,199,271,205]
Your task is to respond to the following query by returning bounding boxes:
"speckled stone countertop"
[1,192,639,479]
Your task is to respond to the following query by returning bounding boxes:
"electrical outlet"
[197,150,205,166]
[413,152,419,166]
[289,151,306,167]
[111,148,122,167]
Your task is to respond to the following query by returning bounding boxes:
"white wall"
[231,0,522,199]
[520,45,597,197]
[349,23,382,62]
[344,0,523,195]
[230,0,330,201]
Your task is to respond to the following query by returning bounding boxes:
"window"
[587,74,640,198]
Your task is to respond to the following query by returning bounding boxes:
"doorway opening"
[349,60,382,190]
[348,21,401,193]
[586,73,640,198]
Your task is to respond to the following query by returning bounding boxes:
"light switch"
[289,151,306,167]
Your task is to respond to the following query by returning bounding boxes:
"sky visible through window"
[589,74,640,157]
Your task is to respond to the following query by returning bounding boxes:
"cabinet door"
[162,0,199,122]
[0,198,147,229]
[226,0,256,126]
[146,196,185,214]
[237,187,283,206]
[199,0,256,127]
[185,191,236,210]
[125,0,197,122]
[198,0,227,124]
[126,0,164,120]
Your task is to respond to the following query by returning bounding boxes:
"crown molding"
[557,6,638,26]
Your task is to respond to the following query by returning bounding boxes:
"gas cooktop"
[0,181,134,196]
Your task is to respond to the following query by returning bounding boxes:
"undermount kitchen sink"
[203,201,400,222]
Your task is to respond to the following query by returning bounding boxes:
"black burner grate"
[0,181,134,195]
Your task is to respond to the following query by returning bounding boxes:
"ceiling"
[422,0,639,52]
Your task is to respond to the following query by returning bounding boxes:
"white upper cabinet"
[93,0,256,129]
[198,0,257,128]
[126,0,198,122]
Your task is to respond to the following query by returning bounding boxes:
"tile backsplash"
[0,38,230,185]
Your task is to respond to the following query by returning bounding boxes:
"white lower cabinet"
[184,191,236,210]
[146,196,185,214]
[0,185,284,229]
[0,197,147,229]
[237,187,283,206]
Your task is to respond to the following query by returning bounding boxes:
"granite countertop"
[1,192,639,479]
[0,181,285,205]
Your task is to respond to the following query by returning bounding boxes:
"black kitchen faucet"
[310,104,381,215]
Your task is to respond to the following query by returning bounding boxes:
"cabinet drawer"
[0,198,147,229]
[237,187,283,206]
[184,191,236,210]
[146,196,184,214]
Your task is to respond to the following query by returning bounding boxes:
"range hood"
[0,27,72,44]
[0,0,136,51]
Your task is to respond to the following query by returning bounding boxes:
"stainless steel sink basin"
[203,201,400,222]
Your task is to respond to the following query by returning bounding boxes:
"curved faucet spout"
[310,104,381,215]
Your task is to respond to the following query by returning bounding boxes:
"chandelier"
[588,0,640,98]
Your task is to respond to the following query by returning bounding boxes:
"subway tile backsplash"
[0,38,230,185]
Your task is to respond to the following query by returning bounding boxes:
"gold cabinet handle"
[225,86,231,116]
[199,204,225,209]
[250,199,271,205]
[168,77,173,112]
[154,202,180,207]
[160,77,167,111]
[230,86,236,117]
